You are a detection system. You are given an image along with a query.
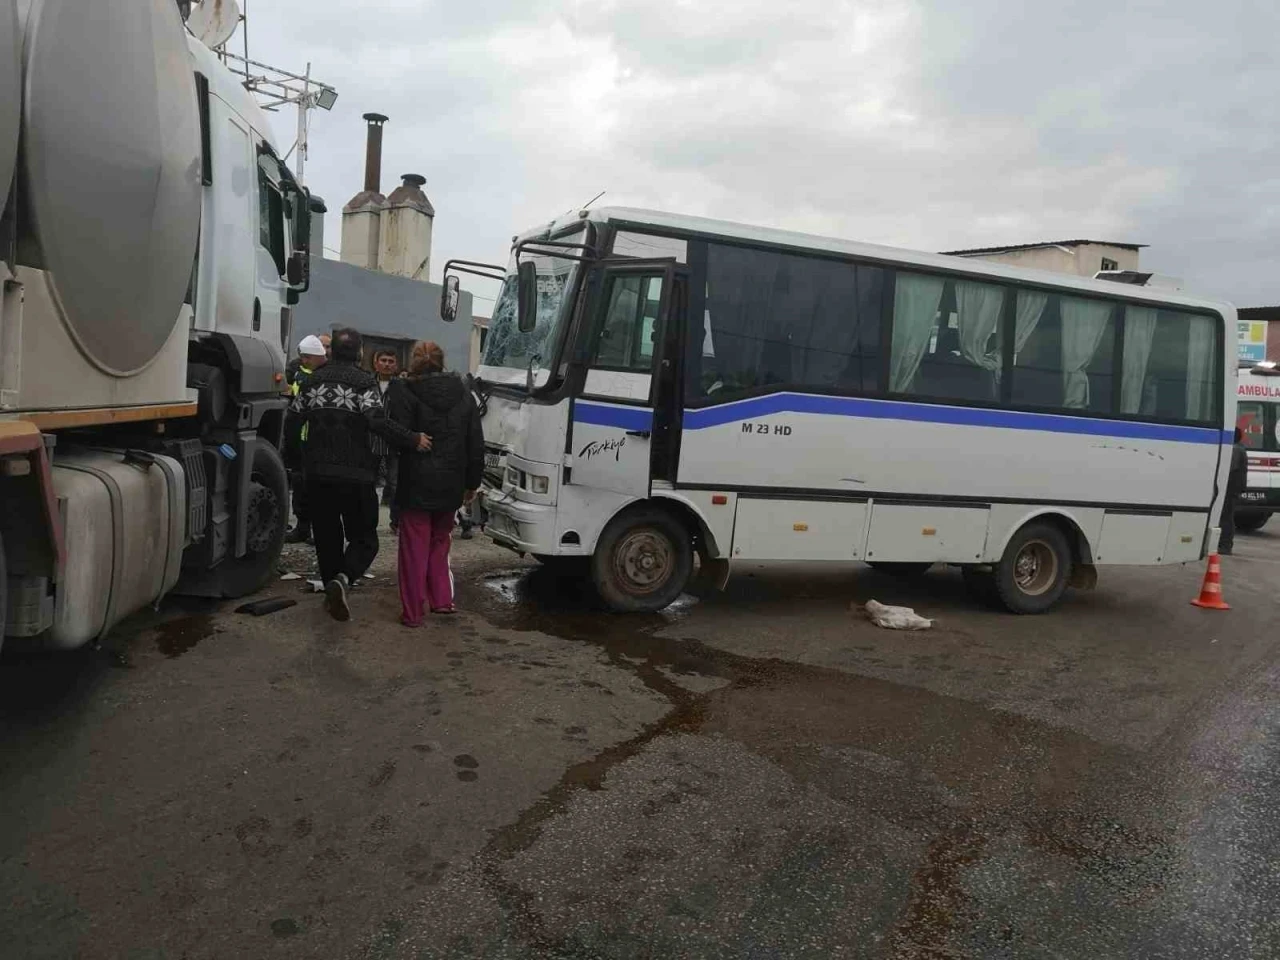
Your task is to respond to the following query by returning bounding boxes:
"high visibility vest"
[293,365,314,441]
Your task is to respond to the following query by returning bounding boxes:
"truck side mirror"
[517,261,537,333]
[286,251,306,286]
[294,195,312,254]
[440,275,460,322]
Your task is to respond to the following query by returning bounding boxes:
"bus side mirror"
[517,261,537,333]
[440,275,460,322]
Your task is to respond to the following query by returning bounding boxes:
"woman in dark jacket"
[387,341,485,625]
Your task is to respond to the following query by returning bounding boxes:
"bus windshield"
[480,245,582,390]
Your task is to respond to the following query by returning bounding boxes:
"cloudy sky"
[239,0,1280,311]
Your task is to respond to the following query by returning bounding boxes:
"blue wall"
[290,258,475,374]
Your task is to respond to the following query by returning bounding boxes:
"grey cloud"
[245,0,1280,306]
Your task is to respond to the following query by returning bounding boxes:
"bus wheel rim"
[1013,539,1057,596]
[613,529,672,595]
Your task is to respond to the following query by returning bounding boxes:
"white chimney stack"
[378,173,434,281]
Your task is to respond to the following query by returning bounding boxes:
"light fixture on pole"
[220,51,338,186]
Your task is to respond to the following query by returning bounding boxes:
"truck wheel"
[0,529,7,651]
[867,561,933,576]
[215,443,289,598]
[1235,511,1269,533]
[591,507,692,612]
[995,521,1072,614]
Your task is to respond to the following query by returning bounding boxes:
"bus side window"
[594,275,662,373]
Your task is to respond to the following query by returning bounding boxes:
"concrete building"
[941,239,1145,277]
[1239,306,1280,363]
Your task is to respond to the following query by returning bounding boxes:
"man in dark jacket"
[282,335,328,544]
[371,348,402,532]
[292,328,429,620]
[1220,427,1249,556]
[387,342,484,624]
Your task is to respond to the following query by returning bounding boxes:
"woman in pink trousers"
[386,342,484,626]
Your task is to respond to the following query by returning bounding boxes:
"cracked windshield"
[480,251,581,389]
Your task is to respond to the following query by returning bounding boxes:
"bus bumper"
[479,488,559,556]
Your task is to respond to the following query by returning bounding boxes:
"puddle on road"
[154,614,219,659]
[458,564,1182,956]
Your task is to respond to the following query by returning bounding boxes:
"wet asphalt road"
[1,523,1279,959]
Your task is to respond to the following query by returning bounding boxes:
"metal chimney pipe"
[362,113,389,194]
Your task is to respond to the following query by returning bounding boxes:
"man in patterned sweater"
[291,327,430,621]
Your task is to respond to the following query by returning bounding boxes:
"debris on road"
[863,599,933,630]
[234,597,298,617]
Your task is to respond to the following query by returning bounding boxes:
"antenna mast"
[181,0,338,185]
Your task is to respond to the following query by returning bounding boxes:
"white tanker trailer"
[0,0,313,650]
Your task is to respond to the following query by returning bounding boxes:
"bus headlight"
[528,474,550,494]
[507,466,520,486]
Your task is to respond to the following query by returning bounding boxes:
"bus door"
[568,260,685,498]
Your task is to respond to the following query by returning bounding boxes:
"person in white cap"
[283,335,329,544]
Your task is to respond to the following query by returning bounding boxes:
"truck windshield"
[480,247,581,390]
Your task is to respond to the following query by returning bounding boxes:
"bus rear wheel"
[591,508,693,613]
[1235,510,1269,533]
[995,522,1072,614]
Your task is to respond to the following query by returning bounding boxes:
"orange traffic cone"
[1190,554,1230,610]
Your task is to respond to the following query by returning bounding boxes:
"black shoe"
[324,574,351,621]
[459,526,474,540]
[285,524,312,544]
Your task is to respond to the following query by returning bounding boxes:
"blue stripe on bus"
[575,395,1227,445]
[572,402,654,431]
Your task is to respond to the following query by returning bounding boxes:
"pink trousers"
[397,509,456,625]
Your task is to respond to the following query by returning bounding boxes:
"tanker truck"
[0,0,313,651]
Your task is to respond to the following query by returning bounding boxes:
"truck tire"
[591,507,692,613]
[1235,510,1269,533]
[0,528,7,651]
[215,443,289,598]
[995,521,1072,614]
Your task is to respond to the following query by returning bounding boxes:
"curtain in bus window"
[890,273,945,392]
[1185,315,1216,422]
[1120,306,1157,414]
[1014,290,1048,355]
[955,280,1004,373]
[1059,297,1112,409]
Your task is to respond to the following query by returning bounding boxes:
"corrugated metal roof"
[940,240,1147,256]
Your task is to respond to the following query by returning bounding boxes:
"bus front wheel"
[592,508,693,613]
[995,522,1072,614]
